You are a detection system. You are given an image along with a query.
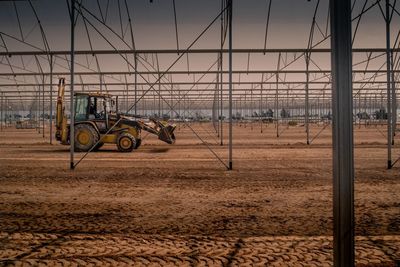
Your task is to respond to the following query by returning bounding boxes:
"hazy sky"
[0,1,397,80]
[0,0,395,51]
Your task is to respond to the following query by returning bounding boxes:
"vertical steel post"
[50,55,53,144]
[170,81,173,118]
[42,75,45,138]
[38,84,41,133]
[126,80,129,113]
[36,91,39,129]
[220,51,224,146]
[2,94,5,128]
[228,0,233,170]
[99,74,102,92]
[4,98,6,128]
[358,93,362,129]
[305,53,310,144]
[275,54,280,137]
[251,85,253,130]
[220,0,224,145]
[391,51,396,138]
[317,97,320,123]
[35,91,38,130]
[0,92,3,132]
[330,0,355,265]
[7,98,10,127]
[386,0,392,168]
[70,0,75,170]
[134,52,138,116]
[156,54,161,118]
[260,76,263,133]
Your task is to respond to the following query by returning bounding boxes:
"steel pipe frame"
[1,48,400,57]
[330,0,355,265]
[305,52,310,144]
[49,55,53,144]
[0,81,396,88]
[0,88,394,94]
[2,93,395,102]
[0,92,3,131]
[1,69,399,77]
[228,0,233,170]
[70,0,75,170]
[386,0,393,169]
[275,53,280,138]
[42,75,45,138]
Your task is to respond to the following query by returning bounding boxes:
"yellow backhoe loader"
[55,78,176,152]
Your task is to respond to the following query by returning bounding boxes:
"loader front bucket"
[158,124,176,144]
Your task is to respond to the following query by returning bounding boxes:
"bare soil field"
[0,122,399,266]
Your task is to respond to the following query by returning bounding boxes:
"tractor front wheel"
[117,132,136,152]
[74,124,99,152]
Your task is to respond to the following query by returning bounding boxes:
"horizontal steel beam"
[0,88,392,94]
[2,93,391,99]
[1,48,400,57]
[0,81,395,87]
[0,70,399,77]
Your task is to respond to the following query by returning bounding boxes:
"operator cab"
[74,93,118,133]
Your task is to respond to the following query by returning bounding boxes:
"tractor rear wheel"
[74,124,99,152]
[117,132,136,152]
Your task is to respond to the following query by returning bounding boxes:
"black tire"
[117,132,136,152]
[74,124,99,152]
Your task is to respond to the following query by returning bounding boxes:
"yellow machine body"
[55,78,176,152]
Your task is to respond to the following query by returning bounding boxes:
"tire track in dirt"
[1,232,399,266]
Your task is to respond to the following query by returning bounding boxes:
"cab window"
[75,95,88,121]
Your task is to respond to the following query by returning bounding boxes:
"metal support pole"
[8,98,10,127]
[260,76,263,133]
[2,95,5,128]
[386,0,392,169]
[134,53,138,116]
[42,75,45,138]
[305,53,310,144]
[330,0,355,265]
[228,0,233,170]
[125,78,128,113]
[100,74,103,92]
[0,92,3,132]
[5,97,8,127]
[50,55,53,144]
[156,55,162,118]
[251,85,253,130]
[391,51,396,139]
[358,93,362,129]
[275,54,280,137]
[219,0,224,145]
[37,85,40,133]
[220,52,224,146]
[70,0,75,170]
[217,0,224,146]
[34,91,37,129]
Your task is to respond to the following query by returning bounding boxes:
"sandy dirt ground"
[0,122,399,266]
